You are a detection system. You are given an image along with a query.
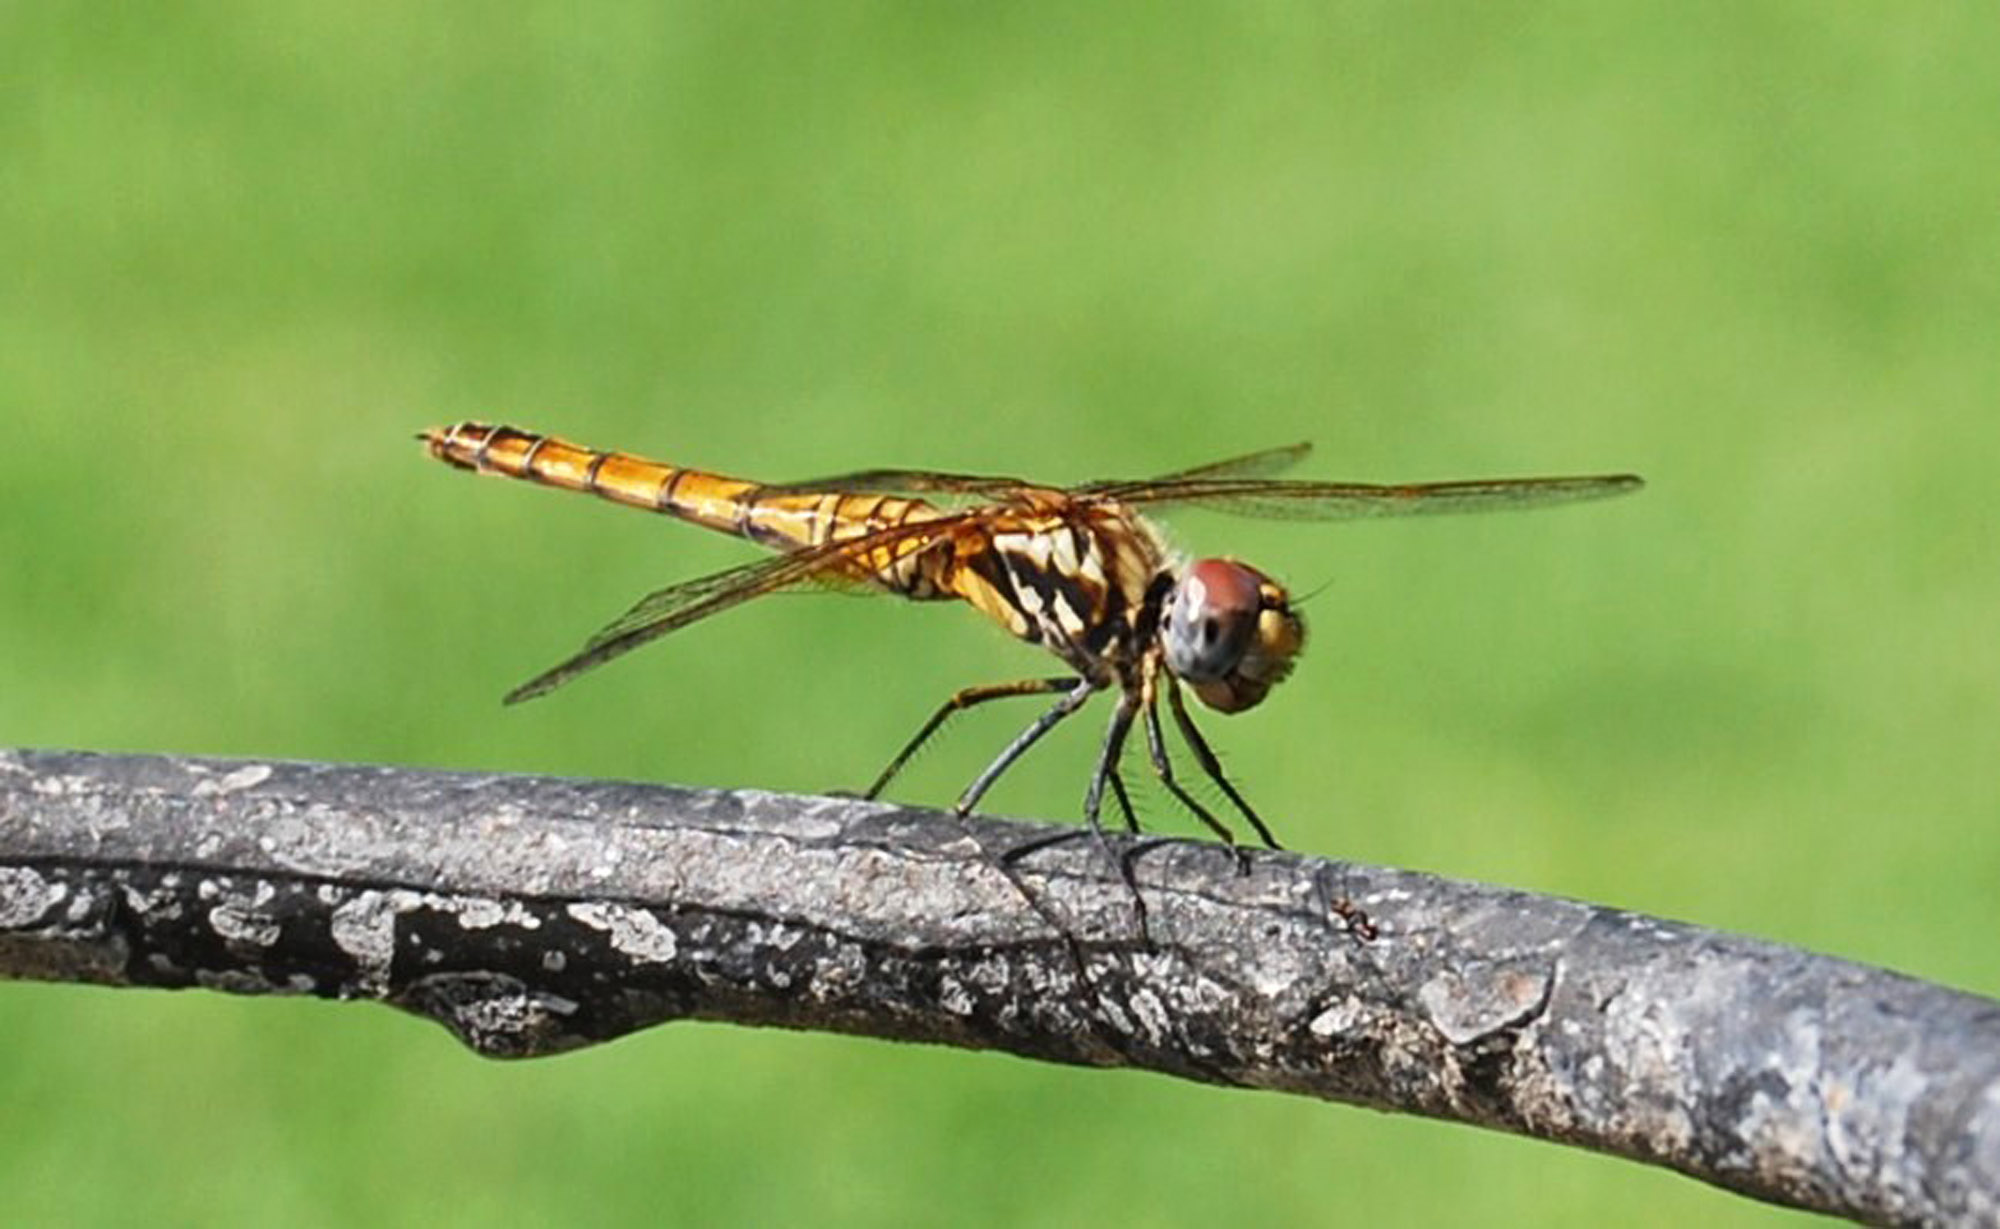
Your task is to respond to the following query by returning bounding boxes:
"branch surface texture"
[1,748,1994,1225]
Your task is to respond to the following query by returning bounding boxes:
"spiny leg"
[1142,694,1245,851]
[991,696,1163,943]
[865,676,1078,800]
[944,694,1116,961]
[1083,692,1150,933]
[918,683,1159,950]
[953,678,1099,816]
[1106,765,1183,918]
[1081,692,1140,835]
[1165,678,1282,849]
[1106,769,1140,835]
[996,764,1140,880]
[1167,681,1375,939]
[998,696,1148,904]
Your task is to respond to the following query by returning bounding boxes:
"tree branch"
[1,748,1992,1224]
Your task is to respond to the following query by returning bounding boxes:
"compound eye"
[1163,558,1263,683]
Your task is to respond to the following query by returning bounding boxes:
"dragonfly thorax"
[1160,558,1305,714]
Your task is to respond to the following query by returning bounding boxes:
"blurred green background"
[4,3,1995,1224]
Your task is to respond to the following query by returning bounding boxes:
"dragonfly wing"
[1080,441,1312,492]
[503,516,967,704]
[771,444,1312,504]
[1099,473,1644,520]
[760,468,1037,503]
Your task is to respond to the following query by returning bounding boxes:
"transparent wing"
[1079,441,1312,489]
[764,443,1313,505]
[503,515,971,704]
[1087,472,1644,520]
[759,468,1038,503]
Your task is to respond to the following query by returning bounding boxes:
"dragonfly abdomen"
[424,423,930,554]
[424,423,949,593]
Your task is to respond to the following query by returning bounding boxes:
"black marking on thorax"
[1137,569,1177,651]
[983,514,1151,672]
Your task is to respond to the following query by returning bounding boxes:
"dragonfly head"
[1161,558,1304,714]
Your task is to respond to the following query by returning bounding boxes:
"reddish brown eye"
[1163,559,1264,683]
[1161,558,1306,713]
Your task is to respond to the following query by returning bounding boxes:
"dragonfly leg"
[1163,682,1376,935]
[1107,774,1186,864]
[1106,769,1140,835]
[992,766,1142,874]
[865,676,1079,801]
[1084,693,1150,934]
[1081,692,1140,834]
[952,678,1100,815]
[1165,679,1282,849]
[992,702,1169,943]
[1142,694,1244,851]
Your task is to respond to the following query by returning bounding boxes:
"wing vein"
[503,514,970,703]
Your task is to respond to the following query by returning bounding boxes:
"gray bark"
[1,747,1994,1225]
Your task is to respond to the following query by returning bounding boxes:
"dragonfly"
[422,422,1641,865]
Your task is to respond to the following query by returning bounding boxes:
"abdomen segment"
[422,422,944,581]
